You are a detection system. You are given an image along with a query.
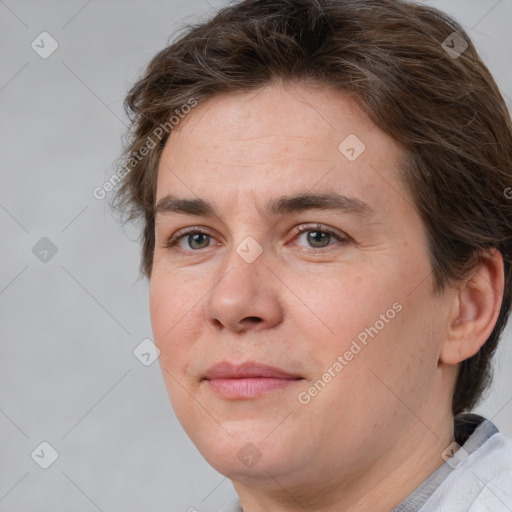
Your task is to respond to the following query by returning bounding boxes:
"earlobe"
[439,248,504,366]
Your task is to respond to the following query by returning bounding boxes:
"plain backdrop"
[1,0,511,511]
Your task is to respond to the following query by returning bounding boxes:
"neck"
[232,412,455,512]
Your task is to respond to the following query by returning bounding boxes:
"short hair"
[112,0,512,416]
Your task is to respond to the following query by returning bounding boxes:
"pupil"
[308,231,329,247]
[190,234,209,249]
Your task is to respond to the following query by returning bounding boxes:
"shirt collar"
[391,413,499,512]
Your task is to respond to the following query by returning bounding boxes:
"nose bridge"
[221,189,271,268]
[204,232,283,332]
[214,233,265,302]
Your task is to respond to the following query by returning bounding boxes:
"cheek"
[149,274,204,421]
[149,270,201,366]
[289,264,401,350]
[351,285,444,416]
[292,260,434,402]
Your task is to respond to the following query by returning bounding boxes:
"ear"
[440,248,505,365]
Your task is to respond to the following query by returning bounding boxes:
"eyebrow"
[154,192,375,220]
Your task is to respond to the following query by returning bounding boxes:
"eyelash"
[163,224,350,253]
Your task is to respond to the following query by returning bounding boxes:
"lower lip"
[205,377,302,398]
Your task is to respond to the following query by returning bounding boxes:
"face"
[150,82,454,488]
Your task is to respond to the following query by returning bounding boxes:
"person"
[111,0,512,510]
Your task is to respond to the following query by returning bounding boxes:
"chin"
[188,420,304,479]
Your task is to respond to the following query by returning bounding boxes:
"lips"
[202,361,304,399]
[203,361,302,381]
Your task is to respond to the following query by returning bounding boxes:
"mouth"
[202,361,304,399]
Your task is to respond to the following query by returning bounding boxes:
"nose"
[204,240,284,334]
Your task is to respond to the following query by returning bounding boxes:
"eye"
[164,228,216,251]
[163,224,349,254]
[289,224,349,251]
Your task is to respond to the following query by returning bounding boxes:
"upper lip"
[203,361,303,380]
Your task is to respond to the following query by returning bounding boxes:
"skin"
[149,80,504,511]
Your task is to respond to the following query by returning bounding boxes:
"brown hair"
[112,0,512,415]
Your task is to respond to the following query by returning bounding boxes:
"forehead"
[155,82,408,222]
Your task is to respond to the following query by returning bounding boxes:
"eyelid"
[163,223,350,252]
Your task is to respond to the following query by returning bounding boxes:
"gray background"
[1,0,511,510]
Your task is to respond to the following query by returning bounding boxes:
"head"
[113,0,512,491]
